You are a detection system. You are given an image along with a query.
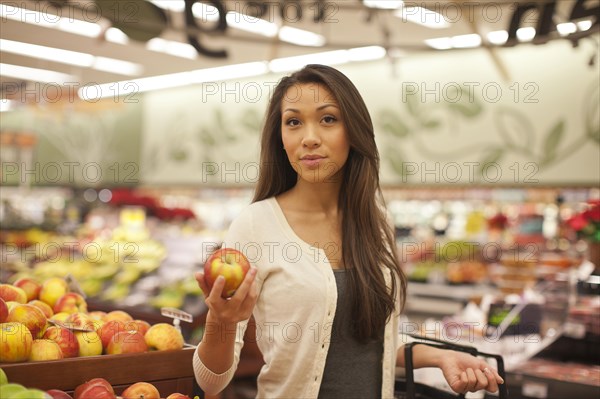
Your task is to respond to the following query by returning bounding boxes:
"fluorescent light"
[424,37,452,50]
[150,0,185,12]
[516,27,536,42]
[364,0,404,9]
[278,26,325,47]
[192,2,220,22]
[269,50,349,73]
[1,99,15,113]
[348,46,386,61]
[0,63,77,84]
[0,39,94,67]
[394,6,450,29]
[57,18,102,37]
[557,22,577,36]
[227,12,278,37]
[78,61,268,99]
[93,57,143,76]
[487,30,508,45]
[105,28,130,45]
[0,39,142,76]
[147,38,197,59]
[577,20,593,31]
[0,3,58,27]
[451,33,481,48]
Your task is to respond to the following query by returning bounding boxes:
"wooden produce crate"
[0,347,201,397]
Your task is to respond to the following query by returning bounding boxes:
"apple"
[88,311,107,321]
[0,322,33,362]
[65,312,97,331]
[50,312,71,323]
[106,330,148,355]
[166,393,192,399]
[46,389,73,399]
[74,330,103,357]
[74,379,115,399]
[28,300,54,319]
[39,278,68,308]
[53,293,87,314]
[12,388,52,399]
[121,382,160,399]
[0,367,8,385]
[13,278,42,302]
[42,325,79,358]
[0,284,27,304]
[144,323,184,351]
[6,303,47,338]
[98,320,126,350]
[29,339,64,362]
[204,247,251,298]
[0,298,8,323]
[104,310,133,323]
[0,384,27,398]
[128,319,151,336]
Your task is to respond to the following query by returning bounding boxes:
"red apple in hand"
[204,248,251,298]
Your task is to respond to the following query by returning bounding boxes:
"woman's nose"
[302,124,321,148]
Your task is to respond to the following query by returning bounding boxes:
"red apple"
[13,278,42,302]
[127,319,151,336]
[166,394,192,399]
[65,312,97,331]
[88,311,107,321]
[121,382,160,399]
[6,303,47,338]
[29,339,64,361]
[0,298,8,323]
[104,310,133,323]
[0,322,33,362]
[53,293,88,314]
[0,284,27,304]
[47,389,73,399]
[106,330,148,355]
[39,278,68,308]
[28,300,54,319]
[74,378,115,399]
[204,247,251,298]
[144,323,184,351]
[43,325,80,358]
[98,320,126,350]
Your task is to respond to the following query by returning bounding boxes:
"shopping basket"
[394,334,508,399]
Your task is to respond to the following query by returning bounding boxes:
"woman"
[193,64,504,398]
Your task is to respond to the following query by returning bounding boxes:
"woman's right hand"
[195,267,258,325]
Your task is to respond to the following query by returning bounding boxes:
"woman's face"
[280,83,350,184]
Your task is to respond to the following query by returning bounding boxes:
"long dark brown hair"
[253,64,406,342]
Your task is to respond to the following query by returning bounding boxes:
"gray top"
[317,269,384,399]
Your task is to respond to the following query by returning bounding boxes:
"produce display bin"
[0,347,201,397]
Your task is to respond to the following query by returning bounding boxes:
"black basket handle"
[403,336,508,399]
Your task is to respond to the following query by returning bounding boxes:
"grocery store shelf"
[407,282,498,301]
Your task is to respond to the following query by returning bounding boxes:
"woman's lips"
[299,155,325,168]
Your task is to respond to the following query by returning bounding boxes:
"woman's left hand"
[439,350,504,394]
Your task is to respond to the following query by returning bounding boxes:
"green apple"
[0,383,27,399]
[13,389,52,399]
[0,368,7,385]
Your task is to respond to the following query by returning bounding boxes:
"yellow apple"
[74,330,102,357]
[39,278,68,308]
[204,248,251,298]
[53,293,87,314]
[13,278,42,302]
[28,300,54,319]
[6,304,47,338]
[0,322,33,362]
[144,323,184,351]
[29,339,64,362]
[0,284,27,304]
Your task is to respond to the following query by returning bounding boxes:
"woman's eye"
[286,118,300,126]
[322,115,337,124]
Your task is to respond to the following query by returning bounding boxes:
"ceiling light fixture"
[146,38,198,59]
[0,63,78,84]
[0,99,16,113]
[0,39,143,76]
[487,30,509,45]
[451,33,482,48]
[516,27,536,42]
[364,0,404,10]
[394,6,450,29]
[557,22,577,36]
